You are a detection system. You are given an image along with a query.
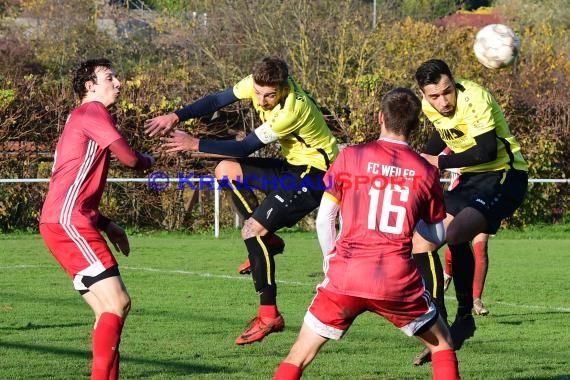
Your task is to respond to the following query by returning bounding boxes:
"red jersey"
[321,138,445,301]
[40,101,123,227]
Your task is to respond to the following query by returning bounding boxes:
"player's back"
[323,138,444,300]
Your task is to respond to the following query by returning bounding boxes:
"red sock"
[108,350,120,380]
[431,349,460,380]
[91,312,124,380]
[472,241,488,299]
[259,304,279,319]
[444,246,452,276]
[274,362,302,380]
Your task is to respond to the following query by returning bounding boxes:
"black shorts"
[444,169,528,234]
[237,157,327,232]
[78,265,121,295]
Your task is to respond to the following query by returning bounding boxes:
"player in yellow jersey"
[411,59,528,365]
[145,56,338,345]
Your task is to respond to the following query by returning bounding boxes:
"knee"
[214,161,226,179]
[446,224,462,245]
[241,218,264,239]
[112,292,131,318]
[122,295,132,316]
[214,160,236,180]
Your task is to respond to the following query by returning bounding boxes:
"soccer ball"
[473,24,520,69]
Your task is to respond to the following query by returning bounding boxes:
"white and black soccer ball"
[473,24,520,69]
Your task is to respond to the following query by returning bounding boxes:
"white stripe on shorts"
[304,310,345,341]
[399,293,437,337]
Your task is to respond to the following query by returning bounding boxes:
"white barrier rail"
[0,177,220,238]
[1,177,568,238]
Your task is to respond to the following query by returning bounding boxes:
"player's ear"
[85,80,95,93]
[378,111,384,126]
[417,88,426,100]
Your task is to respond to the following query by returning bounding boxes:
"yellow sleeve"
[232,75,254,100]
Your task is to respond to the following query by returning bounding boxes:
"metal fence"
[1,177,569,237]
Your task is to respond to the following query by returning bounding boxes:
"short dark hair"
[414,59,454,89]
[381,87,422,138]
[72,58,113,99]
[252,56,289,87]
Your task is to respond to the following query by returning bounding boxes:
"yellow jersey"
[233,75,338,172]
[422,79,527,173]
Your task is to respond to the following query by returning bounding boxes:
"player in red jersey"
[274,88,460,380]
[39,58,154,380]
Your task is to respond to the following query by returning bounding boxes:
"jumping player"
[411,59,528,365]
[145,56,338,345]
[39,58,154,379]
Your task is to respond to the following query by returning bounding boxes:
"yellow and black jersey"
[422,79,527,173]
[233,75,338,172]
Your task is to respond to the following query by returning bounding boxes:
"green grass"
[1,229,570,379]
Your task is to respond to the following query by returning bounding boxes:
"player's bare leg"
[274,323,329,379]
[415,316,460,379]
[83,275,130,380]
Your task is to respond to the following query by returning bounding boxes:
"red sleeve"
[108,139,153,170]
[79,102,151,170]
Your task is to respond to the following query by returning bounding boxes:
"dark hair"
[381,87,422,138]
[72,58,113,99]
[414,59,454,89]
[252,56,289,87]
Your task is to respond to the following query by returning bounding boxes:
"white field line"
[122,265,311,286]
[3,264,570,312]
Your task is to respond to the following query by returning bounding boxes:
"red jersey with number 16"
[321,138,445,301]
[40,101,123,228]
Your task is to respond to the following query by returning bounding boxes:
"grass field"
[1,227,570,379]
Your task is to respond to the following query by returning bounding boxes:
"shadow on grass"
[509,376,570,380]
[0,340,231,377]
[0,321,87,331]
[490,310,570,326]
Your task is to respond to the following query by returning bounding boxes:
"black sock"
[449,242,475,318]
[244,236,277,305]
[413,251,448,322]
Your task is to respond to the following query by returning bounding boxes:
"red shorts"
[305,286,436,340]
[40,223,117,290]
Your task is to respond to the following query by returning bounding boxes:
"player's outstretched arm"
[160,130,200,153]
[160,129,267,157]
[145,89,239,137]
[108,139,155,170]
[144,113,180,137]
